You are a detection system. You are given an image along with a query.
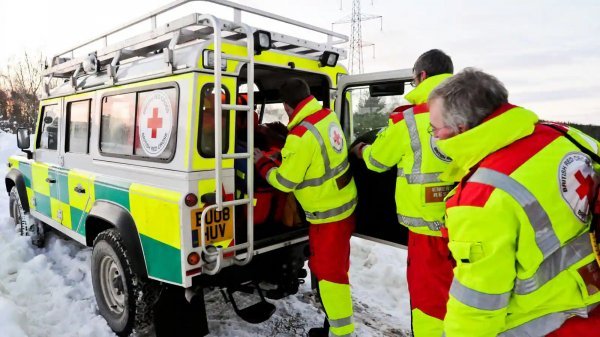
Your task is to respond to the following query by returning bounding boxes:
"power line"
[332,0,382,74]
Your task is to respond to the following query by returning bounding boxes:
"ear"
[283,103,294,116]
[420,70,427,82]
[457,124,469,133]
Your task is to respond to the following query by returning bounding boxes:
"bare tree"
[0,52,47,131]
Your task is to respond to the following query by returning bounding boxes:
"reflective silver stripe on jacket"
[450,278,511,311]
[275,172,298,189]
[397,168,443,184]
[265,167,299,189]
[328,315,353,328]
[369,155,392,170]
[397,214,442,231]
[305,197,357,221]
[469,168,594,295]
[468,168,561,258]
[329,332,353,337]
[514,232,592,295]
[297,159,349,189]
[499,306,589,337]
[296,120,350,190]
[401,108,443,184]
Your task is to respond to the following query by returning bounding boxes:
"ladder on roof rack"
[43,0,348,92]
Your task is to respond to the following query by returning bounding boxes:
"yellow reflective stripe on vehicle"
[468,167,561,258]
[67,170,95,212]
[515,232,592,295]
[450,278,511,311]
[31,163,50,196]
[130,183,182,249]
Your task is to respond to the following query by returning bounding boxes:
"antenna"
[332,0,382,74]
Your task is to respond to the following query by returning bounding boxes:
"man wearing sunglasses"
[351,49,455,337]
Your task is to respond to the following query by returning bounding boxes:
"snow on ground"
[0,131,411,337]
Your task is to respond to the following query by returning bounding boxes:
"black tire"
[91,229,160,337]
[9,186,45,247]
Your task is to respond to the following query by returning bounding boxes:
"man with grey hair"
[430,68,600,337]
[352,49,455,337]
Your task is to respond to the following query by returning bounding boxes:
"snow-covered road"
[0,131,411,337]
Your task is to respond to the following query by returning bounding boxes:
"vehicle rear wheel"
[9,186,44,247]
[91,229,160,336]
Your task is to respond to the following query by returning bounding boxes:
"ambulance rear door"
[336,69,412,248]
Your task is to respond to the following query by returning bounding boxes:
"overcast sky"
[1,0,599,124]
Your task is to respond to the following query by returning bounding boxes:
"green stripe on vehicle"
[140,234,182,284]
[94,182,130,211]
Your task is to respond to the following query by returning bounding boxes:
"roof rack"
[44,0,348,81]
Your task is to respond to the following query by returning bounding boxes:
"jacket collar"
[287,95,323,129]
[405,73,453,104]
[436,104,539,182]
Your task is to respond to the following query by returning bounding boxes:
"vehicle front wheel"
[9,186,44,247]
[91,229,160,336]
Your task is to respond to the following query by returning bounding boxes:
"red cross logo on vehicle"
[147,107,163,139]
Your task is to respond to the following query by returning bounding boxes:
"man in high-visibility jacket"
[429,68,600,337]
[352,49,455,337]
[254,78,357,337]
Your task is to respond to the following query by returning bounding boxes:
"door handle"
[74,185,86,194]
[45,177,56,184]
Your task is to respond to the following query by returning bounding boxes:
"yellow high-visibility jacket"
[437,104,600,337]
[257,96,357,224]
[362,74,454,236]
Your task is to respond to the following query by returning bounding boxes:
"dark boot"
[307,327,328,337]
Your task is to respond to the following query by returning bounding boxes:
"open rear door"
[336,69,412,248]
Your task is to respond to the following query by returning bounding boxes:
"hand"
[351,142,367,159]
[253,148,264,163]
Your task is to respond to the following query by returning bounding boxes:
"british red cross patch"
[328,122,344,153]
[139,90,173,157]
[559,152,595,222]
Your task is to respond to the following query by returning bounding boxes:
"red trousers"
[308,215,355,284]
[407,231,455,323]
[546,305,600,337]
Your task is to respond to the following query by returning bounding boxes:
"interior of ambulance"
[231,65,331,248]
[202,63,413,248]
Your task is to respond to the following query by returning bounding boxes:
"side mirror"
[16,128,32,159]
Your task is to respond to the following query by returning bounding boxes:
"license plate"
[191,207,233,247]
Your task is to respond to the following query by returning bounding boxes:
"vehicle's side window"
[37,105,60,150]
[344,83,410,142]
[66,100,91,154]
[100,93,136,155]
[198,84,230,157]
[100,87,178,161]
